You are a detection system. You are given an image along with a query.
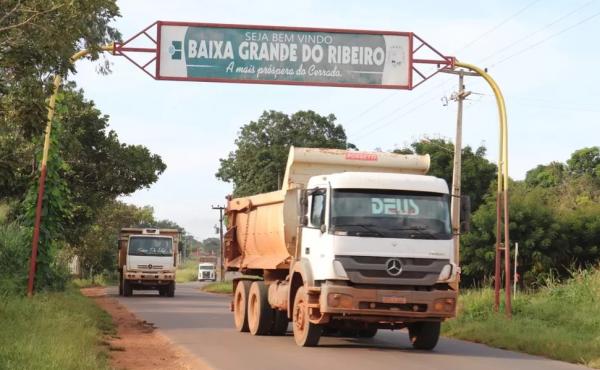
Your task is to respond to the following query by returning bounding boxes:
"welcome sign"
[157,22,412,89]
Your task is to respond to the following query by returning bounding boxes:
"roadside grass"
[72,273,117,288]
[443,267,600,368]
[176,260,198,283]
[0,286,114,370]
[202,281,233,294]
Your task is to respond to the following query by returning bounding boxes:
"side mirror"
[460,195,471,233]
[301,215,309,226]
[320,224,327,234]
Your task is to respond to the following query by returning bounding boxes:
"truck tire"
[158,287,166,296]
[166,282,175,297]
[233,280,251,332]
[292,286,322,347]
[118,272,123,296]
[271,310,289,336]
[408,321,441,350]
[123,279,133,297]
[247,281,274,335]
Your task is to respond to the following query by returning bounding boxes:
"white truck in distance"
[198,262,217,281]
[118,228,181,297]
[226,147,467,348]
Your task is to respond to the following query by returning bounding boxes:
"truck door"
[301,187,334,280]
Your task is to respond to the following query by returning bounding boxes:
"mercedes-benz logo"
[148,264,153,269]
[385,258,403,277]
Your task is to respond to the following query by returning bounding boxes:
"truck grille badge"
[385,258,403,276]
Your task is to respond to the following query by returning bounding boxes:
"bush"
[0,223,30,295]
[0,222,70,295]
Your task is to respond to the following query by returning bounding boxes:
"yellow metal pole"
[27,44,115,296]
[453,61,511,317]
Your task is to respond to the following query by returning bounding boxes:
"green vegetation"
[202,281,233,294]
[394,138,497,211]
[216,110,356,197]
[0,287,114,370]
[444,267,600,368]
[176,260,198,283]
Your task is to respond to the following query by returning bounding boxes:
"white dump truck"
[225,147,467,348]
[118,228,181,297]
[198,262,217,281]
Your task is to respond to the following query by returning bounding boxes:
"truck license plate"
[382,296,407,304]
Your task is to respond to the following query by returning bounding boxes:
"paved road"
[112,283,589,370]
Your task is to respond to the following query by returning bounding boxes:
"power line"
[349,79,451,137]
[478,0,595,63]
[343,1,541,131]
[491,9,600,66]
[457,0,542,52]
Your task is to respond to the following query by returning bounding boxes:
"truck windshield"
[128,237,173,256]
[331,189,451,240]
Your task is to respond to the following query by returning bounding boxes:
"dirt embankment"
[81,287,210,370]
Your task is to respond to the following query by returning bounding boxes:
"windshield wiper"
[333,224,383,237]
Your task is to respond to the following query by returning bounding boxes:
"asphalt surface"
[112,282,590,370]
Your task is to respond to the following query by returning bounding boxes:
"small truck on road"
[225,147,467,348]
[118,228,181,297]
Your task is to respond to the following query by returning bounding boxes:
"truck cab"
[118,228,180,297]
[198,262,217,281]
[303,172,456,284]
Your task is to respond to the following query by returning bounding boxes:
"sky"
[72,0,600,240]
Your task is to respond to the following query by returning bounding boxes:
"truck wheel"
[123,280,133,297]
[158,287,166,296]
[271,310,289,336]
[248,281,274,335]
[166,282,175,297]
[118,272,123,296]
[408,321,441,350]
[233,280,251,332]
[292,286,322,347]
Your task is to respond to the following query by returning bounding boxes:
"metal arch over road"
[28,21,511,316]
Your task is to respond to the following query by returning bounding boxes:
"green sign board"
[158,22,412,89]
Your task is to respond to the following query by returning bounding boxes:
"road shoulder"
[81,287,211,370]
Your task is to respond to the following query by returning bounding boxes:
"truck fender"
[287,258,314,318]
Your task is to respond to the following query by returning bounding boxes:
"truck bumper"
[317,283,457,321]
[125,271,175,285]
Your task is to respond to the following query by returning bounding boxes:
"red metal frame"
[113,21,455,90]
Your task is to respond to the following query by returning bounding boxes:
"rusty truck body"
[225,147,465,348]
[118,228,181,297]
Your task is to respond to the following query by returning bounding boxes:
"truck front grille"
[137,264,164,270]
[335,256,448,286]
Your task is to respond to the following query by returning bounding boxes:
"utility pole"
[212,205,226,282]
[449,71,471,265]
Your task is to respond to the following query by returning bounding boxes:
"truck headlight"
[332,260,349,280]
[438,264,453,281]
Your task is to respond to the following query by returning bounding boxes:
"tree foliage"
[74,201,155,277]
[1,0,120,138]
[461,147,600,287]
[394,138,497,211]
[216,110,355,197]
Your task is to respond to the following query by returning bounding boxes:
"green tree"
[394,138,497,211]
[567,147,600,178]
[0,0,120,139]
[216,110,355,196]
[74,201,155,278]
[525,162,566,188]
[201,238,221,255]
